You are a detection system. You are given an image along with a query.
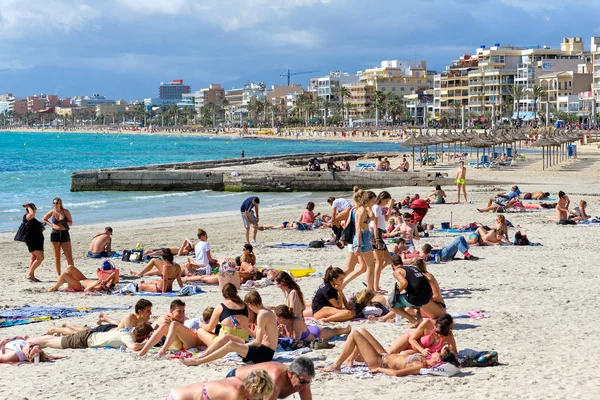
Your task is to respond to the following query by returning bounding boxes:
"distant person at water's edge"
[241,150,245,158]
[241,196,260,244]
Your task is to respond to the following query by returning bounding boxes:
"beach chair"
[355,163,377,171]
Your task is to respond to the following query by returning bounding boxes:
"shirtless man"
[138,299,186,356]
[182,290,278,366]
[224,357,314,400]
[455,161,467,203]
[47,298,153,336]
[88,227,114,258]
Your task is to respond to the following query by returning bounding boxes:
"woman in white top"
[371,191,394,294]
[327,196,352,231]
[0,337,49,363]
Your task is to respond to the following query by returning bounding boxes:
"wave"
[67,200,108,208]
[133,192,191,201]
[0,208,20,213]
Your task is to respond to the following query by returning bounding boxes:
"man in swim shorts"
[88,227,114,258]
[455,161,467,203]
[241,196,260,244]
[225,357,315,399]
[30,322,153,351]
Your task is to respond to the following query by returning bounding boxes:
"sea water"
[0,131,403,232]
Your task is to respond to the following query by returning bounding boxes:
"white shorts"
[241,211,257,229]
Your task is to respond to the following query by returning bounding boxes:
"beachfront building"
[96,103,125,119]
[344,80,375,120]
[144,79,191,107]
[266,85,304,118]
[243,82,267,106]
[433,54,478,122]
[27,94,58,112]
[182,84,225,112]
[317,71,358,102]
[591,37,600,103]
[405,91,434,126]
[537,68,593,113]
[73,94,116,107]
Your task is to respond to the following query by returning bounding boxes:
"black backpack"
[308,240,325,248]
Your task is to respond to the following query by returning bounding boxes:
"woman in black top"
[389,255,432,326]
[202,283,251,342]
[22,203,45,282]
[307,267,354,322]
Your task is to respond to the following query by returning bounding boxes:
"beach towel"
[118,289,205,297]
[266,243,309,249]
[0,305,130,328]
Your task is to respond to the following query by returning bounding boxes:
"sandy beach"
[2,145,600,399]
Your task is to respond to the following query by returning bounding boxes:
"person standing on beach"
[241,196,260,244]
[241,150,245,158]
[42,197,74,276]
[455,161,468,203]
[21,203,45,282]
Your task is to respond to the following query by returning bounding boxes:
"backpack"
[340,209,356,245]
[308,240,325,248]
[513,231,530,246]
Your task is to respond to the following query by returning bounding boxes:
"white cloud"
[0,0,100,38]
[499,0,600,12]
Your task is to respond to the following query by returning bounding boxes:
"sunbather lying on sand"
[46,265,118,292]
[143,238,194,257]
[0,336,52,363]
[466,227,505,246]
[319,328,459,375]
[167,370,274,400]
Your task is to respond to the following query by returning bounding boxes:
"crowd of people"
[10,180,586,399]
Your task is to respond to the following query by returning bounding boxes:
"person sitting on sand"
[152,307,217,357]
[466,227,505,246]
[427,185,446,204]
[182,291,278,366]
[569,200,590,222]
[410,259,446,319]
[167,369,275,400]
[224,357,314,400]
[304,266,354,323]
[477,196,521,213]
[182,228,219,272]
[46,265,118,292]
[136,249,183,294]
[131,248,182,280]
[382,217,396,238]
[138,300,187,356]
[143,238,194,258]
[479,215,511,244]
[548,191,571,222]
[0,336,52,363]
[386,314,457,356]
[400,196,411,208]
[275,305,351,342]
[88,227,114,258]
[388,255,431,326]
[319,328,459,375]
[198,284,251,343]
[274,271,306,319]
[299,201,322,227]
[393,157,410,172]
[484,185,520,209]
[30,322,153,352]
[327,157,341,172]
[47,299,153,336]
[398,212,419,250]
[375,156,384,171]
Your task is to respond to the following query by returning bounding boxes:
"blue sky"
[0,0,599,100]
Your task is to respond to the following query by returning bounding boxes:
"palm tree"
[527,84,546,123]
[221,98,230,124]
[511,84,525,123]
[339,86,351,125]
[322,99,331,126]
[372,90,385,128]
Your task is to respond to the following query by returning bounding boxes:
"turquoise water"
[1,131,403,232]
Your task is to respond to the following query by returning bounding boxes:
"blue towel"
[121,290,205,297]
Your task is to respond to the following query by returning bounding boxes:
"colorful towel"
[0,305,130,328]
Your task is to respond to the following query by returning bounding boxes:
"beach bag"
[308,240,325,249]
[340,210,356,245]
[121,250,132,262]
[14,217,28,242]
[513,231,530,246]
[97,260,120,283]
[218,260,240,291]
[130,249,143,263]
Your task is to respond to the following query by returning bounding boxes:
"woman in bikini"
[137,249,183,293]
[569,200,590,222]
[320,327,458,375]
[42,197,74,276]
[466,227,505,246]
[275,305,350,342]
[46,265,118,292]
[274,271,306,318]
[427,185,447,204]
[143,238,195,258]
[167,369,274,400]
[201,283,251,343]
[386,314,457,356]
[548,190,571,222]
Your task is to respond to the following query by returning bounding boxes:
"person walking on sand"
[20,203,45,282]
[455,161,468,203]
[241,196,260,244]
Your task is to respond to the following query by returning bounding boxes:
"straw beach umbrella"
[532,135,555,170]
[466,134,494,167]
[402,133,422,170]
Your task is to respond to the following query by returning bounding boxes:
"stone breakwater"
[71,152,451,192]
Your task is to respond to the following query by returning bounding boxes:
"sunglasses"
[53,201,60,204]
[294,372,311,385]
